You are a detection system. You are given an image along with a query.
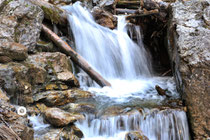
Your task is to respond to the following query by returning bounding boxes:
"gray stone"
[0,42,28,61]
[168,0,210,139]
[0,0,44,53]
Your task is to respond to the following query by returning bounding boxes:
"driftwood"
[42,24,111,87]
[28,0,68,26]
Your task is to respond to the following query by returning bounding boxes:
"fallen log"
[28,0,68,26]
[126,9,159,19]
[42,24,111,87]
[116,8,137,14]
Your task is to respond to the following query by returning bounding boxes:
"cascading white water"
[61,2,190,140]
[76,109,190,140]
[63,2,151,79]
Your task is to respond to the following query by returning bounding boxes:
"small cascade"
[76,109,189,140]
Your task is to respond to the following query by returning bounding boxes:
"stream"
[30,2,190,140]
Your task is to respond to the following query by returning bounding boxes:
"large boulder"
[0,0,44,53]
[167,0,210,139]
[44,107,84,127]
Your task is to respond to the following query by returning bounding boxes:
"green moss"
[5,0,13,5]
[0,0,13,12]
[41,6,63,24]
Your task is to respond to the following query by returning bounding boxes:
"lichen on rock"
[168,0,210,139]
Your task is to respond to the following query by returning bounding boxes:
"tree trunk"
[42,24,111,87]
[28,0,68,26]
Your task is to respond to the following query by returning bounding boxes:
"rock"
[26,103,48,116]
[35,126,82,140]
[0,62,47,104]
[94,0,116,12]
[61,103,96,114]
[203,3,210,26]
[101,106,136,117]
[44,107,84,127]
[71,125,84,138]
[33,89,94,106]
[0,88,9,101]
[0,55,12,63]
[26,52,79,87]
[92,7,116,29]
[0,99,34,140]
[168,0,210,139]
[36,40,57,52]
[49,0,72,6]
[57,71,79,87]
[125,131,149,140]
[0,42,28,61]
[0,0,44,53]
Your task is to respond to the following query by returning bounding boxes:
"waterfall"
[63,2,151,80]
[61,2,190,140]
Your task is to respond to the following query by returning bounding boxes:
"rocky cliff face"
[168,0,210,139]
[0,0,87,139]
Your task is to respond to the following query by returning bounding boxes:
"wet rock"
[61,102,96,114]
[0,0,44,53]
[92,7,116,29]
[102,106,135,117]
[0,42,28,61]
[44,107,84,127]
[125,131,149,140]
[35,126,82,140]
[0,99,34,140]
[168,0,210,139]
[33,89,94,106]
[71,125,84,138]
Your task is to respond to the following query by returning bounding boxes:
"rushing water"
[28,2,190,140]
[61,2,190,140]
